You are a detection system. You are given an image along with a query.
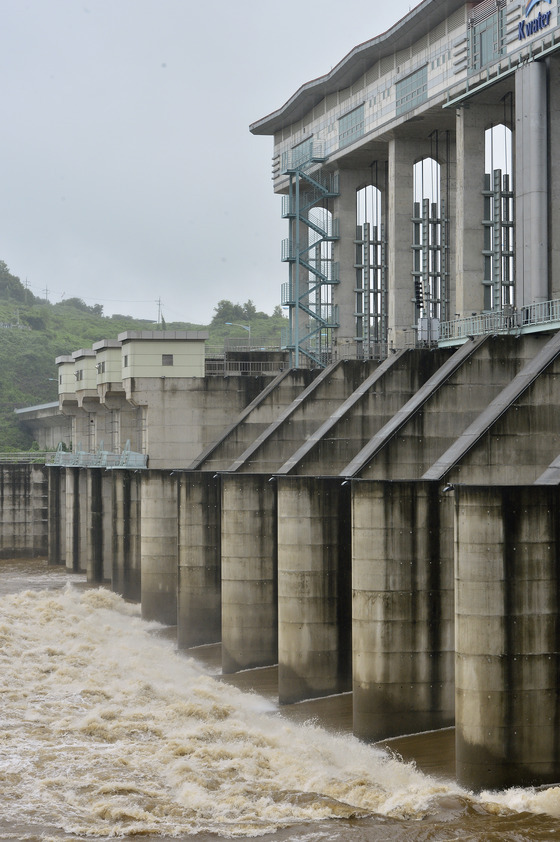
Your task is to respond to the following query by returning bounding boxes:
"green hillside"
[0,261,286,450]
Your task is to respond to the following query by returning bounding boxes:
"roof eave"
[250,0,466,136]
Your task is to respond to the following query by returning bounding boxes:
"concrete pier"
[140,470,178,625]
[352,480,454,741]
[277,476,352,704]
[455,485,560,790]
[47,467,65,565]
[65,467,87,572]
[221,474,278,672]
[86,469,104,583]
[111,470,141,602]
[177,471,221,648]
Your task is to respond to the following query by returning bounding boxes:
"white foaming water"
[0,582,559,840]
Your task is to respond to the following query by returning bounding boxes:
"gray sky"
[0,0,414,324]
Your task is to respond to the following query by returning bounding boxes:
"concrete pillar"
[549,56,560,300]
[332,166,375,347]
[177,471,221,649]
[112,470,141,602]
[221,474,277,672]
[48,467,66,565]
[85,470,114,584]
[277,476,352,704]
[387,136,431,346]
[352,480,454,741]
[140,470,178,625]
[65,467,86,572]
[455,485,560,790]
[515,61,549,306]
[33,466,48,556]
[441,133,457,321]
[86,469,104,583]
[100,472,113,582]
[455,101,495,318]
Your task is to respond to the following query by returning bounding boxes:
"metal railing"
[439,299,560,343]
[46,441,147,469]
[332,342,389,362]
[205,358,287,376]
[0,452,50,464]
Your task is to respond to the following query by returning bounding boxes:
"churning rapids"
[2,560,560,841]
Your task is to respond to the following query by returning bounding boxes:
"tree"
[242,300,257,319]
[0,261,33,304]
[211,300,246,325]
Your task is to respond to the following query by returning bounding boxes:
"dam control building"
[250,0,560,366]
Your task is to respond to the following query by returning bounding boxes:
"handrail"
[0,452,50,464]
[439,299,560,342]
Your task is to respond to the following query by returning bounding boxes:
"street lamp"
[225,322,251,348]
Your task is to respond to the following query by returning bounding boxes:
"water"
[2,560,560,841]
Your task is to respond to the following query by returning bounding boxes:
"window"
[396,66,428,116]
[123,355,128,368]
[162,354,174,366]
[339,104,364,147]
[291,139,313,168]
[468,0,505,71]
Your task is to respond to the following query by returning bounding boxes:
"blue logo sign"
[519,0,552,39]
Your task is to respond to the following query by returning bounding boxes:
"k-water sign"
[518,0,553,39]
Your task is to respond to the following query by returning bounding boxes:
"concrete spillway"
[25,333,560,789]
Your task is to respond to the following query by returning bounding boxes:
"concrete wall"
[352,480,454,741]
[125,375,275,470]
[455,485,560,790]
[0,464,48,558]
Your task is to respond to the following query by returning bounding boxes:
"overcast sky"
[0,0,415,325]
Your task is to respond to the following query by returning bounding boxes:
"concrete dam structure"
[9,327,551,794]
[8,0,560,795]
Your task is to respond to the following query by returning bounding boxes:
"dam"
[6,326,560,793]
[6,0,560,794]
